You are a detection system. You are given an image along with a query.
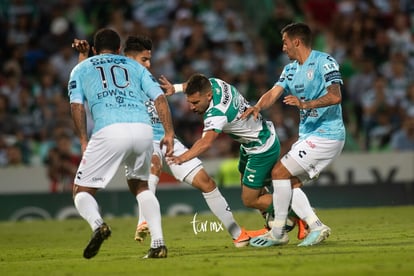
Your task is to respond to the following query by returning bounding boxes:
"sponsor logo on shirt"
[306,140,316,148]
[222,84,230,105]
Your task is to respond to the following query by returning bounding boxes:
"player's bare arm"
[154,94,175,156]
[70,103,88,153]
[72,39,90,63]
[167,130,219,165]
[240,86,284,120]
[284,83,342,109]
[158,75,188,96]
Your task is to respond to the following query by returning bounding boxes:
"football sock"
[291,188,323,230]
[148,174,159,194]
[271,179,292,238]
[137,174,159,226]
[136,190,164,247]
[74,192,103,231]
[202,187,241,239]
[291,188,314,220]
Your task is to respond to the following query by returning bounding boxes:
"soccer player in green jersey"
[166,74,316,241]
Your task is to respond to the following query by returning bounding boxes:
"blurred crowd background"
[1,0,414,191]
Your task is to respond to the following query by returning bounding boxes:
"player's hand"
[240,106,260,120]
[166,155,184,165]
[159,75,175,96]
[72,39,90,55]
[160,134,174,157]
[283,95,303,109]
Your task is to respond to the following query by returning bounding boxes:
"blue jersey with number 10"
[275,50,345,141]
[68,53,163,134]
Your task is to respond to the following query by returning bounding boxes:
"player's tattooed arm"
[284,83,342,109]
[70,103,88,153]
[154,95,175,156]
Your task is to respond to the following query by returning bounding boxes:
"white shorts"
[74,123,153,189]
[281,136,344,183]
[153,138,202,183]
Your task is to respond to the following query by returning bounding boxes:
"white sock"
[148,174,159,194]
[271,179,292,238]
[136,190,164,248]
[291,188,315,219]
[291,188,323,230]
[203,187,241,239]
[74,192,103,231]
[137,174,159,226]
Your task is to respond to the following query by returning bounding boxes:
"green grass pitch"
[1,206,413,275]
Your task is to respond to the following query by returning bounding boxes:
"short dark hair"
[185,74,211,96]
[124,35,153,53]
[281,22,312,47]
[93,28,121,53]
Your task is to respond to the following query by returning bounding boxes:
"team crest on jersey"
[306,69,314,80]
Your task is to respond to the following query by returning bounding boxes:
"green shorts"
[238,138,280,189]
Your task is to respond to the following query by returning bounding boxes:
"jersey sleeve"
[319,55,343,88]
[68,64,85,104]
[274,65,291,94]
[203,108,227,133]
[139,67,163,101]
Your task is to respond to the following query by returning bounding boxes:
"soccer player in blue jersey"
[242,22,345,247]
[121,36,268,247]
[68,28,174,259]
[73,35,268,248]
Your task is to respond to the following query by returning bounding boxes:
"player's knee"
[205,178,217,192]
[127,179,148,195]
[194,176,216,193]
[241,195,257,209]
[150,165,161,176]
[191,169,217,193]
[271,162,290,179]
[151,155,162,175]
[242,199,256,209]
[291,177,303,188]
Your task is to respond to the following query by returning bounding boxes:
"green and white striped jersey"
[203,78,277,154]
